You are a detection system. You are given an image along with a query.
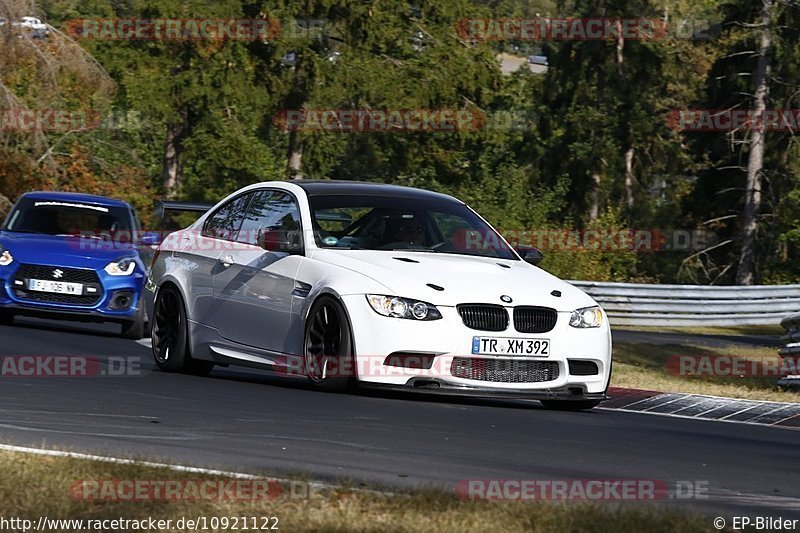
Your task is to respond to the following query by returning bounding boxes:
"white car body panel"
[145,180,613,400]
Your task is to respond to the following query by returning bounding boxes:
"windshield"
[3,197,132,236]
[308,195,518,260]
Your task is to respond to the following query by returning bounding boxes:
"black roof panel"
[291,180,461,203]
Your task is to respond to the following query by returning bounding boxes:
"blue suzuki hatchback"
[0,191,154,338]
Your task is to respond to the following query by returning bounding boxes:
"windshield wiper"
[390,247,436,252]
[325,244,364,250]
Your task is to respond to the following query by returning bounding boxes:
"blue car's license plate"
[28,279,83,295]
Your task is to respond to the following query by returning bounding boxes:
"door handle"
[220,254,235,267]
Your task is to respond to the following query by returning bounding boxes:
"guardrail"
[569,281,800,327]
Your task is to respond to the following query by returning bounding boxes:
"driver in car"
[384,214,426,248]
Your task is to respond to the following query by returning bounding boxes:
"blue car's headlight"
[104,257,137,276]
[366,295,442,321]
[569,306,603,328]
[0,247,12,266]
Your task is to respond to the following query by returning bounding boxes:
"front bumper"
[342,294,612,395]
[0,263,144,323]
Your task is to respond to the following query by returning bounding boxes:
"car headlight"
[366,295,442,321]
[0,247,12,266]
[104,257,137,276]
[569,306,603,328]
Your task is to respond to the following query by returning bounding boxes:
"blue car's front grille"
[12,264,103,306]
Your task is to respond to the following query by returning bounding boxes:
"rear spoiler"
[154,200,214,221]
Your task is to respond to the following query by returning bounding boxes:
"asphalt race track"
[0,317,798,520]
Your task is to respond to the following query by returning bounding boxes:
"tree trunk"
[615,19,624,76]
[287,130,304,179]
[285,54,307,180]
[589,171,601,221]
[735,0,773,285]
[624,147,634,210]
[161,116,186,199]
[616,19,634,212]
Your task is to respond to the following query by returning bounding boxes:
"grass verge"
[0,449,714,533]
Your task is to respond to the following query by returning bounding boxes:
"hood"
[311,249,597,311]
[0,231,141,269]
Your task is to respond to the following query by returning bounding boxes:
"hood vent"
[426,283,444,291]
[393,257,419,263]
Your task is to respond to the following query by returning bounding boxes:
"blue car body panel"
[0,192,147,323]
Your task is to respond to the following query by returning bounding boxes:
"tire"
[303,296,355,392]
[151,286,214,376]
[540,399,602,411]
[120,305,145,340]
[0,311,13,325]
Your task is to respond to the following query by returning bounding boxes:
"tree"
[687,0,800,285]
[735,0,773,285]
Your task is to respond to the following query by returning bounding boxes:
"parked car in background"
[0,191,158,338]
[8,16,49,38]
[527,55,549,66]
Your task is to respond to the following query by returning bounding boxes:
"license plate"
[472,336,550,356]
[28,279,83,295]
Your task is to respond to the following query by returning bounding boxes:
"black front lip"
[0,302,136,323]
[361,378,609,401]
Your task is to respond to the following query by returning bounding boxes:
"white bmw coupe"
[145,181,612,409]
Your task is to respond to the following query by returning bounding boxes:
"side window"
[202,193,251,240]
[238,190,302,247]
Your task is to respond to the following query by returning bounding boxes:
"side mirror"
[516,246,544,266]
[258,228,303,254]
[139,232,162,247]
